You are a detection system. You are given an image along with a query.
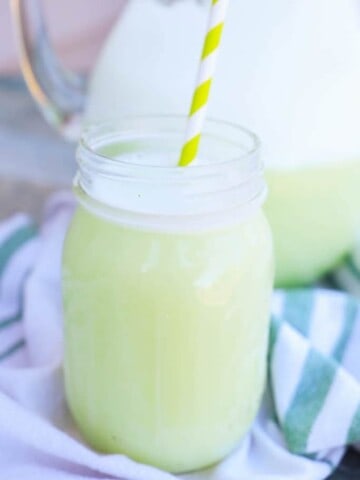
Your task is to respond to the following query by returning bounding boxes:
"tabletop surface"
[0,76,359,479]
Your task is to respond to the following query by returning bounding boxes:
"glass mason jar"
[62,116,274,474]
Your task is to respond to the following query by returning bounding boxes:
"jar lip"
[75,115,267,230]
[78,115,261,175]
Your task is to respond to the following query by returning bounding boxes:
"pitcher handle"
[10,0,87,141]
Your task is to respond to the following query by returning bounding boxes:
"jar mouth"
[78,115,261,175]
[75,115,266,232]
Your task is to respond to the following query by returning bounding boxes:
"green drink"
[62,118,273,473]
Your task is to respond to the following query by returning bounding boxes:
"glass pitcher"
[11,0,360,287]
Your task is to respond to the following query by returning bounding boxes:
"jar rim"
[75,115,266,232]
[78,115,261,176]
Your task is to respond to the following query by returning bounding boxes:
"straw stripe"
[190,80,212,115]
[185,108,208,139]
[208,2,227,29]
[180,135,201,168]
[201,24,224,59]
[179,0,229,167]
[198,52,218,85]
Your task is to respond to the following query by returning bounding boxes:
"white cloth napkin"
[0,193,359,480]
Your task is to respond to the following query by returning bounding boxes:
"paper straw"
[178,0,230,167]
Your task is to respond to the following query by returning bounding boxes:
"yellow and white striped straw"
[178,0,230,167]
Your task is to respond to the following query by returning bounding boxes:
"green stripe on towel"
[0,339,25,362]
[283,290,315,336]
[332,298,358,361]
[283,349,337,453]
[0,311,21,331]
[347,404,360,444]
[0,224,36,279]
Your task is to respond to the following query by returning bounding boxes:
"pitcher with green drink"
[13,0,360,286]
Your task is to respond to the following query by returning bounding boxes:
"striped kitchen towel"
[271,290,360,455]
[0,214,38,366]
[0,193,359,480]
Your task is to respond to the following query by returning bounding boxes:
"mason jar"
[62,116,274,473]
